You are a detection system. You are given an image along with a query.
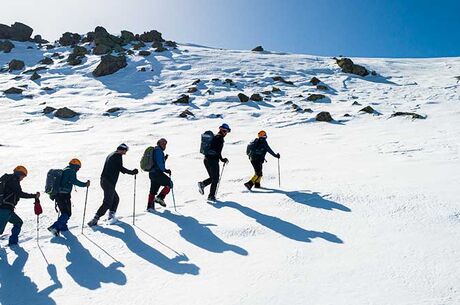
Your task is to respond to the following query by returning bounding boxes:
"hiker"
[146,138,173,212]
[88,144,138,226]
[0,166,40,246]
[48,159,90,236]
[244,130,280,190]
[198,123,231,201]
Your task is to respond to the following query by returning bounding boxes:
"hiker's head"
[219,123,231,136]
[14,165,28,180]
[157,138,167,150]
[117,143,129,155]
[69,158,82,171]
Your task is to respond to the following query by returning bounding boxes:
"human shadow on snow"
[213,201,343,244]
[51,231,126,290]
[0,246,61,305]
[256,188,351,212]
[155,210,248,256]
[95,221,200,275]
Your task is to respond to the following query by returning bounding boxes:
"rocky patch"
[173,94,190,104]
[30,72,41,81]
[252,46,264,52]
[272,76,294,85]
[0,40,14,53]
[390,112,426,120]
[4,87,24,94]
[8,59,25,71]
[59,32,81,46]
[238,93,250,102]
[179,109,194,118]
[336,57,369,77]
[316,111,334,122]
[0,22,33,41]
[55,107,79,119]
[43,106,56,114]
[307,94,326,102]
[250,93,263,102]
[310,77,321,85]
[92,55,127,77]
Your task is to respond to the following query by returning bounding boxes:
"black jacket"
[101,152,133,185]
[250,138,277,162]
[0,173,36,210]
[206,133,226,162]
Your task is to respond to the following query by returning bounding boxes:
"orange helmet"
[69,158,82,167]
[258,130,267,138]
[14,165,28,177]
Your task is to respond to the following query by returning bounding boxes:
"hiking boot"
[244,181,253,190]
[87,217,98,227]
[47,226,60,237]
[155,197,166,207]
[147,207,156,213]
[197,182,205,195]
[207,195,217,202]
[254,182,261,188]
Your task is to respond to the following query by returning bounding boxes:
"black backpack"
[0,174,13,204]
[246,138,265,159]
[200,131,217,156]
[45,169,63,200]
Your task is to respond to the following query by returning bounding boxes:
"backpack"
[140,146,155,171]
[200,131,217,156]
[45,169,63,200]
[246,138,265,159]
[0,174,10,204]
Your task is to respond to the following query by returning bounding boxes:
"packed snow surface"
[1,41,459,305]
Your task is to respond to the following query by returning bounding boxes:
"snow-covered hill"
[1,34,459,305]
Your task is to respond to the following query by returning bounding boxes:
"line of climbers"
[0,124,280,246]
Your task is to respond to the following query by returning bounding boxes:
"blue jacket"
[151,146,166,173]
[59,164,86,193]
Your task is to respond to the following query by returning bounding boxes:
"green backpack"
[140,146,155,171]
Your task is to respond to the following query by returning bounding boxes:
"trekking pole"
[37,215,50,265]
[81,186,89,234]
[169,173,177,212]
[278,158,281,188]
[215,162,227,196]
[133,174,137,225]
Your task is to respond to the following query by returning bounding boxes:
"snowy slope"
[0,40,459,305]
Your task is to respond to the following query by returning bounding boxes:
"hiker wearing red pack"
[0,166,40,246]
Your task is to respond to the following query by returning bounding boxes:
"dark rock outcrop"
[43,106,56,114]
[272,76,294,85]
[336,58,369,77]
[138,50,151,56]
[0,40,14,53]
[154,46,167,52]
[307,94,326,102]
[179,109,194,118]
[55,107,79,119]
[250,93,263,101]
[390,112,426,120]
[316,111,334,122]
[106,107,122,113]
[164,40,177,48]
[92,55,127,77]
[252,46,264,52]
[317,84,328,91]
[173,94,190,104]
[272,86,281,92]
[72,46,87,56]
[59,32,81,46]
[67,53,83,66]
[238,93,250,103]
[359,106,375,114]
[0,22,33,41]
[8,59,25,71]
[187,87,198,93]
[30,72,41,81]
[310,77,321,85]
[39,57,53,65]
[4,87,24,94]
[133,42,145,50]
[120,30,135,43]
[139,30,163,43]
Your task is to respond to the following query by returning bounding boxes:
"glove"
[86,180,91,187]
[165,169,172,175]
[222,158,229,164]
[35,192,40,199]
[276,153,280,159]
[34,198,43,215]
[132,169,139,175]
[164,154,169,161]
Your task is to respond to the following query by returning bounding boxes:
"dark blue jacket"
[59,164,86,193]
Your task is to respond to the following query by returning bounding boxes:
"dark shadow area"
[213,200,343,244]
[258,188,351,212]
[94,221,199,275]
[155,210,248,256]
[51,231,126,290]
[0,246,61,305]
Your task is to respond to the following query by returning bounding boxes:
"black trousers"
[95,178,119,218]
[149,171,172,196]
[202,158,220,197]
[56,193,72,216]
[251,160,263,177]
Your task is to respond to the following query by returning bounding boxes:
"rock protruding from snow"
[238,93,250,102]
[92,55,127,77]
[93,26,124,55]
[316,111,334,122]
[30,72,41,81]
[43,106,56,114]
[179,109,194,118]
[0,22,33,41]
[390,112,426,120]
[59,32,81,46]
[55,107,79,119]
[272,76,294,85]
[139,50,151,56]
[4,87,23,94]
[307,94,326,102]
[336,57,369,77]
[310,77,321,85]
[0,40,14,53]
[8,59,25,71]
[250,93,263,101]
[359,106,376,114]
[138,30,164,43]
[252,46,264,52]
[39,57,53,65]
[120,30,135,44]
[173,94,190,104]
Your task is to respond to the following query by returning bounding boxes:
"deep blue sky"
[1,0,459,57]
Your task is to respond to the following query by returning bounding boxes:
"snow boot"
[108,211,118,224]
[207,195,217,203]
[154,196,166,207]
[47,226,60,237]
[254,183,261,188]
[87,215,99,227]
[197,181,205,195]
[244,181,254,190]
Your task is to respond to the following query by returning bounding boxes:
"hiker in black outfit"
[87,144,138,226]
[0,166,40,246]
[198,123,231,201]
[244,130,280,190]
[147,138,173,212]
